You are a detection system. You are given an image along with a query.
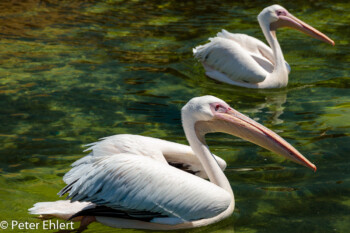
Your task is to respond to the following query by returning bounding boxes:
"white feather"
[194,36,267,83]
[64,134,226,184]
[66,153,231,221]
[28,200,95,220]
[193,29,291,86]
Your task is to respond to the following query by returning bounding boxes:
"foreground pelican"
[29,96,316,230]
[193,5,334,89]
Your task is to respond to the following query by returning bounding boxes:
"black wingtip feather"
[68,206,167,222]
[58,179,79,197]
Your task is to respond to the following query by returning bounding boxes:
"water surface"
[0,1,349,232]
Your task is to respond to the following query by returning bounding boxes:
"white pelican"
[29,95,316,230]
[193,5,334,89]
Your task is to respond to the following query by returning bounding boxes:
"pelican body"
[29,96,316,230]
[193,5,334,89]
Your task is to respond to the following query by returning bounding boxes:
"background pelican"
[193,5,334,89]
[29,96,316,230]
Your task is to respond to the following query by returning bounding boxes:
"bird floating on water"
[193,5,334,89]
[29,95,316,230]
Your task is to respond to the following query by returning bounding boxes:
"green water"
[0,0,349,232]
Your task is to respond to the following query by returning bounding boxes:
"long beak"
[211,108,316,171]
[270,12,334,46]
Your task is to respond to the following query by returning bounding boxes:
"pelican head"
[182,95,316,171]
[258,4,334,46]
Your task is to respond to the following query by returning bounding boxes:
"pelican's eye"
[215,104,227,113]
[276,10,286,16]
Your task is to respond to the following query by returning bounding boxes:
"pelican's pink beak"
[270,12,334,46]
[210,105,316,171]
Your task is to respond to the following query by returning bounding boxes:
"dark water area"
[0,0,349,232]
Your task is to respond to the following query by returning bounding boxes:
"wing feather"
[62,153,231,222]
[216,29,290,74]
[193,29,291,83]
[68,205,166,221]
[194,37,267,83]
[64,135,226,183]
[217,30,275,63]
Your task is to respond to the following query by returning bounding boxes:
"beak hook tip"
[311,164,317,172]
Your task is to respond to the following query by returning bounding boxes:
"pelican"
[29,96,316,230]
[193,5,334,89]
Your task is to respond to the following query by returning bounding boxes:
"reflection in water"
[245,92,287,126]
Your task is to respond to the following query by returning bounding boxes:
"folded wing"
[60,153,231,222]
[193,29,291,84]
[63,134,227,184]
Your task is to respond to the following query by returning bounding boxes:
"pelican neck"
[258,18,288,83]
